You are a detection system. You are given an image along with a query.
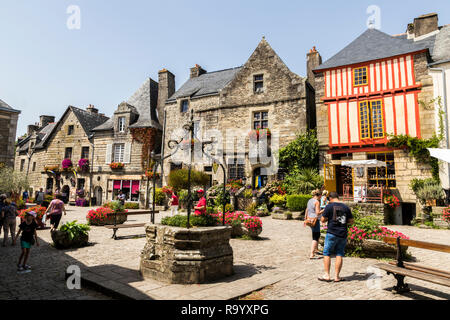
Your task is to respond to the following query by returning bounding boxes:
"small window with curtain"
[353,67,368,86]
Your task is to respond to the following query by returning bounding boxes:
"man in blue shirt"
[319,192,354,282]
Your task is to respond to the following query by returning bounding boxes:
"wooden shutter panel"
[105,144,112,164]
[124,142,131,164]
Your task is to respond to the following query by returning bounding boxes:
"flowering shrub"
[110,162,124,169]
[226,179,244,193]
[269,193,287,207]
[78,158,89,171]
[443,206,450,224]
[161,186,174,195]
[62,158,73,169]
[265,180,286,197]
[19,206,46,220]
[384,194,400,209]
[212,211,263,233]
[242,215,263,233]
[348,226,409,242]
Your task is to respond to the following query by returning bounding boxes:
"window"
[113,144,125,163]
[367,153,396,188]
[112,180,140,202]
[32,162,36,172]
[65,147,73,159]
[181,100,189,113]
[118,117,126,133]
[68,125,74,135]
[20,159,25,172]
[254,74,264,93]
[253,111,269,130]
[170,162,183,171]
[353,67,368,86]
[228,160,245,180]
[359,100,384,139]
[81,146,90,159]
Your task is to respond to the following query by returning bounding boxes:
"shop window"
[112,180,141,202]
[367,153,396,188]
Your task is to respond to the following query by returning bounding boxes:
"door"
[336,165,353,197]
[95,187,103,206]
[324,164,336,192]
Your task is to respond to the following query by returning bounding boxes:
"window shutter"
[105,144,112,164]
[124,142,131,164]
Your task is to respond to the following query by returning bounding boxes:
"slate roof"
[93,78,161,131]
[0,98,20,113]
[70,106,109,137]
[167,67,242,102]
[18,122,57,152]
[431,25,450,64]
[315,28,435,71]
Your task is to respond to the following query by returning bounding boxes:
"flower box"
[109,162,125,170]
[86,207,128,226]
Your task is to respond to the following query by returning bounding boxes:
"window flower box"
[109,162,124,170]
[61,159,73,170]
[78,158,90,172]
[249,128,271,140]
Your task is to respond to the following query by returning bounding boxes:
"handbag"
[305,217,318,227]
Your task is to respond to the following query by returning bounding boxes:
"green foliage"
[286,194,312,212]
[351,208,380,234]
[154,188,166,205]
[243,189,253,199]
[16,199,26,210]
[206,206,215,214]
[282,168,323,195]
[246,203,258,216]
[416,181,445,205]
[214,186,231,207]
[161,214,217,228]
[109,200,125,213]
[409,178,436,194]
[59,220,90,241]
[0,167,29,197]
[269,194,287,207]
[257,203,270,216]
[168,169,210,190]
[124,202,139,209]
[225,203,234,212]
[278,129,319,172]
[178,189,189,207]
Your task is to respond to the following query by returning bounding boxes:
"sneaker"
[17,265,25,272]
[24,265,31,270]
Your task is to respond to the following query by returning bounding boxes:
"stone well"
[139,224,234,284]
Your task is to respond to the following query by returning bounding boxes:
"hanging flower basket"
[145,170,160,179]
[61,159,73,171]
[78,158,90,172]
[110,162,124,170]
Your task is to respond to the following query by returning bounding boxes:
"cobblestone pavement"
[1,206,449,300]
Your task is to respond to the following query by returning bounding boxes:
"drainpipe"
[429,67,450,193]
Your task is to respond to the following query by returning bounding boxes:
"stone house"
[0,99,20,168]
[161,38,317,189]
[15,106,109,201]
[313,13,449,224]
[90,77,169,207]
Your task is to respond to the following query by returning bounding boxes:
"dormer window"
[181,100,189,113]
[353,67,368,86]
[68,125,74,135]
[254,75,264,94]
[118,117,126,133]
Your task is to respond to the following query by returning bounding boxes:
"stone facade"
[162,39,315,187]
[0,100,20,168]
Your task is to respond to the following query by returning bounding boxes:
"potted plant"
[109,162,125,170]
[51,220,90,249]
[61,159,73,171]
[78,158,89,172]
[86,201,128,226]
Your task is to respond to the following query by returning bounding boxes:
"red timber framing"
[321,51,424,148]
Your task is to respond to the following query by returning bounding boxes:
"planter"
[140,224,234,284]
[231,224,245,237]
[272,213,291,220]
[51,230,89,249]
[319,235,408,259]
[243,226,262,238]
[87,212,128,226]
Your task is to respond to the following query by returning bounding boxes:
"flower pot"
[51,230,89,249]
[231,224,245,237]
[244,226,262,238]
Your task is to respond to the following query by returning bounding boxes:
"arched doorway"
[252,167,268,190]
[61,185,70,204]
[94,186,103,206]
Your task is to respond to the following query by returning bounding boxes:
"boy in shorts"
[14,211,40,272]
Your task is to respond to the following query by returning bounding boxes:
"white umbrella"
[341,160,387,168]
[427,148,450,164]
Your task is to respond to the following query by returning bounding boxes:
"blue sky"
[1,0,449,136]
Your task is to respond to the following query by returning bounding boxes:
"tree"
[278,129,319,172]
[168,169,210,191]
[0,167,30,199]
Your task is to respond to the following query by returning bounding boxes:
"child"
[13,211,39,273]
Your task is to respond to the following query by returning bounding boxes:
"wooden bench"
[374,237,450,293]
[105,210,159,240]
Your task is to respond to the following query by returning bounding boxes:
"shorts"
[21,241,32,249]
[50,214,62,228]
[323,233,347,257]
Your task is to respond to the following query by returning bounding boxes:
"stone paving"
[0,205,449,300]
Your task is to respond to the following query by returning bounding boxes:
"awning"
[427,148,450,163]
[341,160,387,168]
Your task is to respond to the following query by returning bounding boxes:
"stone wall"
[0,110,19,167]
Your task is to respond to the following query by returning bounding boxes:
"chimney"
[157,68,175,122]
[412,13,439,38]
[306,46,322,90]
[39,115,55,128]
[27,124,39,137]
[86,104,99,114]
[190,64,207,78]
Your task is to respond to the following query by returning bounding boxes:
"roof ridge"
[203,66,243,75]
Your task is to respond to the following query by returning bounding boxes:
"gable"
[220,39,305,107]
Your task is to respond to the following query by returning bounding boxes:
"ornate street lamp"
[150,109,228,228]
